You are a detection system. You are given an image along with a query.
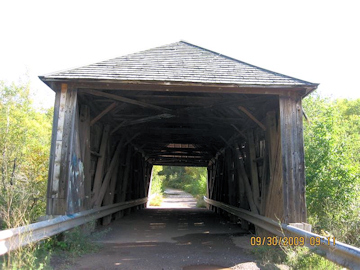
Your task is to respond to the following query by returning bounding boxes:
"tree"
[303,95,360,245]
[159,166,207,197]
[0,81,53,228]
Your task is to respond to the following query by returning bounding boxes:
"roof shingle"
[40,41,315,87]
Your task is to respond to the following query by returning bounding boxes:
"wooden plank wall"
[207,95,307,230]
[47,84,152,222]
[279,95,306,223]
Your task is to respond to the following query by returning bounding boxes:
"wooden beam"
[94,140,123,208]
[152,162,208,167]
[111,113,175,134]
[234,143,259,214]
[230,124,246,139]
[102,162,120,225]
[119,146,133,202]
[46,83,79,215]
[79,105,92,209]
[48,80,314,96]
[113,115,245,126]
[208,132,243,166]
[238,106,266,131]
[233,143,249,230]
[264,111,284,221]
[67,105,86,213]
[247,130,260,210]
[134,94,272,107]
[219,135,233,148]
[124,132,141,145]
[46,84,64,215]
[90,102,118,126]
[91,125,110,204]
[279,96,306,223]
[147,150,210,155]
[81,89,172,113]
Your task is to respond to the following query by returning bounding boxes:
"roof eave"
[39,77,318,97]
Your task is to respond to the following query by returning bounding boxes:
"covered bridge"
[39,41,318,227]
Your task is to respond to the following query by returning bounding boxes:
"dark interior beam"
[80,89,172,113]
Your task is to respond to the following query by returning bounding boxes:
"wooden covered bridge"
[39,41,318,227]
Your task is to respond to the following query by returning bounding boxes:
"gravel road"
[54,190,268,270]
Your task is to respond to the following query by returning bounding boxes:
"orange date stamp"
[250,236,336,246]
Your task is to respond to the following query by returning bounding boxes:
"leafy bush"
[159,166,207,197]
[253,245,342,270]
[0,81,52,227]
[303,95,360,246]
[148,166,165,206]
[0,81,53,269]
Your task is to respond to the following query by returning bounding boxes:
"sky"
[0,0,359,108]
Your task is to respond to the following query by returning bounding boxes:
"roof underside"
[40,41,318,167]
[79,90,280,167]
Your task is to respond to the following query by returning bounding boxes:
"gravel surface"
[53,190,268,270]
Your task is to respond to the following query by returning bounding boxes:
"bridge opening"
[148,166,207,209]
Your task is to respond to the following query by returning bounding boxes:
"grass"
[252,243,343,270]
[195,195,207,208]
[148,193,164,206]
[0,221,111,269]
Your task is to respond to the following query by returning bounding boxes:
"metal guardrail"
[204,197,360,270]
[0,197,147,255]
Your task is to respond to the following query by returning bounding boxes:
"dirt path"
[55,190,265,270]
[150,188,198,209]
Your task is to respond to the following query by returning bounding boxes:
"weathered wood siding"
[47,83,152,217]
[207,95,307,231]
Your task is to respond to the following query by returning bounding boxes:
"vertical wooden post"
[234,143,258,214]
[101,139,124,225]
[94,140,123,208]
[46,83,78,215]
[91,125,110,205]
[118,146,133,203]
[264,111,284,221]
[247,130,260,209]
[79,105,91,210]
[47,84,62,215]
[279,95,306,223]
[67,105,86,214]
[233,143,249,230]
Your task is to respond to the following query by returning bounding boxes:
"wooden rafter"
[238,106,266,131]
[81,89,172,113]
[90,102,118,126]
[111,113,175,135]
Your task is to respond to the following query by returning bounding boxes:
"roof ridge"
[179,40,315,85]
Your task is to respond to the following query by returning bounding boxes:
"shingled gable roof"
[40,41,317,89]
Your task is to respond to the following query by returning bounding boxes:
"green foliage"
[149,166,165,196]
[159,166,207,198]
[46,224,104,257]
[253,245,341,269]
[0,243,51,270]
[0,81,53,269]
[0,81,53,227]
[148,166,164,206]
[303,95,360,246]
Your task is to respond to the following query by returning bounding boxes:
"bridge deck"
[61,208,259,270]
